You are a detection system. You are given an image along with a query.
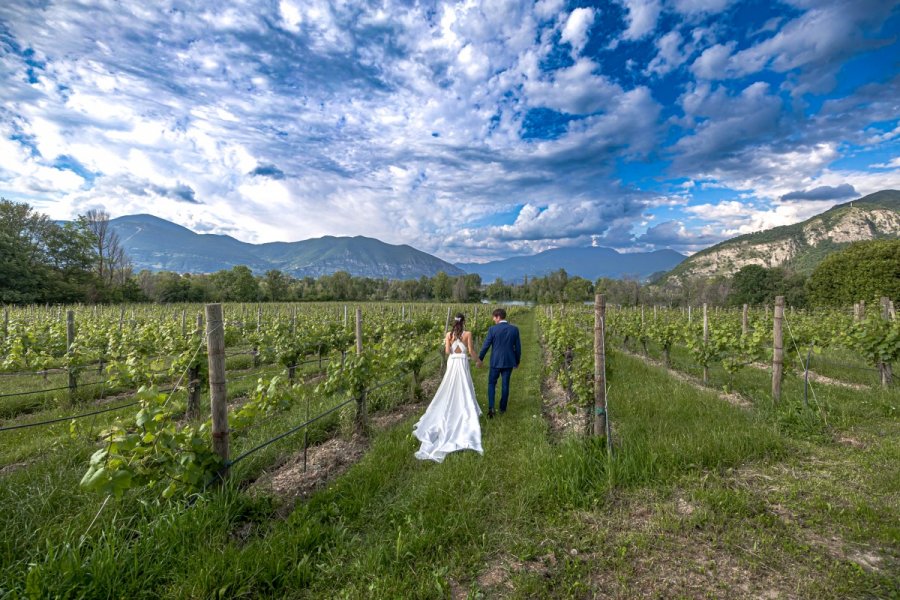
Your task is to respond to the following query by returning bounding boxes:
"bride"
[413,313,483,462]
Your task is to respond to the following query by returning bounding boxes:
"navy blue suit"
[479,321,521,412]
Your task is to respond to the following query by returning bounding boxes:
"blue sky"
[0,0,898,262]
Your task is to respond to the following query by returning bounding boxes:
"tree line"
[2,198,896,307]
[1,200,140,303]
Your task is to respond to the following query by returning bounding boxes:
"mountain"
[661,189,900,283]
[109,214,465,279]
[457,246,686,283]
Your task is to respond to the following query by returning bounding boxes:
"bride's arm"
[444,332,452,355]
[465,331,477,359]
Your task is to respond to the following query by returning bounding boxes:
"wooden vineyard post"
[772,296,784,403]
[118,307,125,333]
[640,305,647,355]
[256,304,262,333]
[702,303,709,385]
[187,361,201,420]
[205,303,230,479]
[186,313,203,419]
[593,294,607,438]
[688,305,692,324]
[354,307,368,434]
[742,304,749,336]
[343,305,348,329]
[880,297,893,387]
[181,309,187,338]
[2,306,7,340]
[66,310,77,398]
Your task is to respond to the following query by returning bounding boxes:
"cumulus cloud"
[523,59,623,115]
[636,220,725,250]
[673,81,783,170]
[691,42,736,79]
[620,0,661,41]
[682,197,855,238]
[646,30,688,75]
[780,183,857,201]
[560,8,596,55]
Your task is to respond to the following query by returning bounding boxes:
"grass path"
[163,309,554,597]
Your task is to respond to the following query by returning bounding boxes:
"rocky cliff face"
[664,190,900,281]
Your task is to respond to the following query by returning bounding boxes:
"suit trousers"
[487,367,512,412]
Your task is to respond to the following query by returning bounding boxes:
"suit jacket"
[479,321,521,369]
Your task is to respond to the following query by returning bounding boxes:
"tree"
[156,272,194,302]
[431,271,452,300]
[808,240,900,306]
[0,199,52,302]
[228,266,260,301]
[564,277,593,302]
[263,270,291,301]
[42,221,98,302]
[82,209,130,291]
[727,265,772,306]
[452,276,468,302]
[0,199,101,303]
[486,278,513,301]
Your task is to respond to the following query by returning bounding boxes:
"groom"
[477,308,521,418]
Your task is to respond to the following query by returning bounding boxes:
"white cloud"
[870,157,900,169]
[636,219,724,250]
[279,0,302,32]
[646,30,689,75]
[523,59,622,115]
[671,0,733,14]
[686,0,897,93]
[691,42,735,79]
[560,7,596,55]
[621,0,661,40]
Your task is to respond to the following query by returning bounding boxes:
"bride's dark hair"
[450,313,465,341]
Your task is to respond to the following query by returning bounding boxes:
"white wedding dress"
[413,338,483,462]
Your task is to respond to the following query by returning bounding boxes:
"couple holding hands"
[413,308,521,463]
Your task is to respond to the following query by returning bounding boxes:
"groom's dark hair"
[492,308,506,320]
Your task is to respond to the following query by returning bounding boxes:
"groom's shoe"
[487,410,495,419]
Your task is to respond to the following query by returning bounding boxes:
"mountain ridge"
[108,214,465,279]
[660,189,900,283]
[457,246,686,283]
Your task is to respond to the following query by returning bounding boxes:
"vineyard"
[540,297,899,422]
[0,300,897,597]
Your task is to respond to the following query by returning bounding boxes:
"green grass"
[1,310,897,598]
